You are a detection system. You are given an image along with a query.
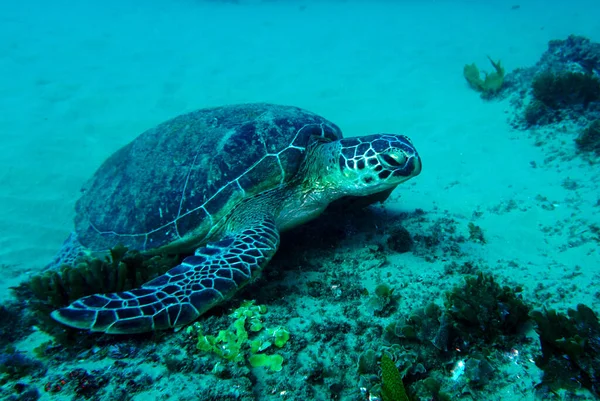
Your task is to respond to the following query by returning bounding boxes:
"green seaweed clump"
[389,303,450,353]
[532,71,600,109]
[523,99,554,126]
[531,304,600,396]
[410,377,451,401]
[366,283,400,316]
[575,119,600,155]
[0,303,33,350]
[23,244,179,309]
[463,56,505,98]
[386,272,530,363]
[0,350,45,382]
[444,272,530,349]
[467,222,486,244]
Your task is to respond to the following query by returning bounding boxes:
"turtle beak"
[412,153,422,176]
[377,147,421,178]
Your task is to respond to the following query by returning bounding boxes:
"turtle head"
[333,134,421,196]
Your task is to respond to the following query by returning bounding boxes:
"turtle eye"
[378,152,406,168]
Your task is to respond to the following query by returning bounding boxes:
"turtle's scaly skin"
[51,104,421,334]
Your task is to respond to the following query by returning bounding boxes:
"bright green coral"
[196,316,248,363]
[380,354,409,401]
[269,327,290,348]
[248,353,284,372]
[192,300,290,372]
[463,56,505,98]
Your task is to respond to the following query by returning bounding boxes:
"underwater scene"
[1,0,600,400]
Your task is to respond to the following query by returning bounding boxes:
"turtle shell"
[74,103,343,253]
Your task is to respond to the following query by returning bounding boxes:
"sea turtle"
[51,103,421,334]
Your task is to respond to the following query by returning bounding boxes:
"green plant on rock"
[366,283,400,316]
[463,56,505,98]
[467,222,486,244]
[192,300,290,372]
[22,244,179,309]
[532,71,600,109]
[358,349,380,376]
[531,304,600,396]
[388,303,450,353]
[380,272,538,398]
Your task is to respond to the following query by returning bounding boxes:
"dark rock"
[576,119,600,154]
[386,226,413,253]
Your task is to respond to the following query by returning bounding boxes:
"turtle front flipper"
[51,218,280,334]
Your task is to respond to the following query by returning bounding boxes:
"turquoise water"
[0,0,599,400]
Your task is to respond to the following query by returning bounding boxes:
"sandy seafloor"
[1,0,600,400]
